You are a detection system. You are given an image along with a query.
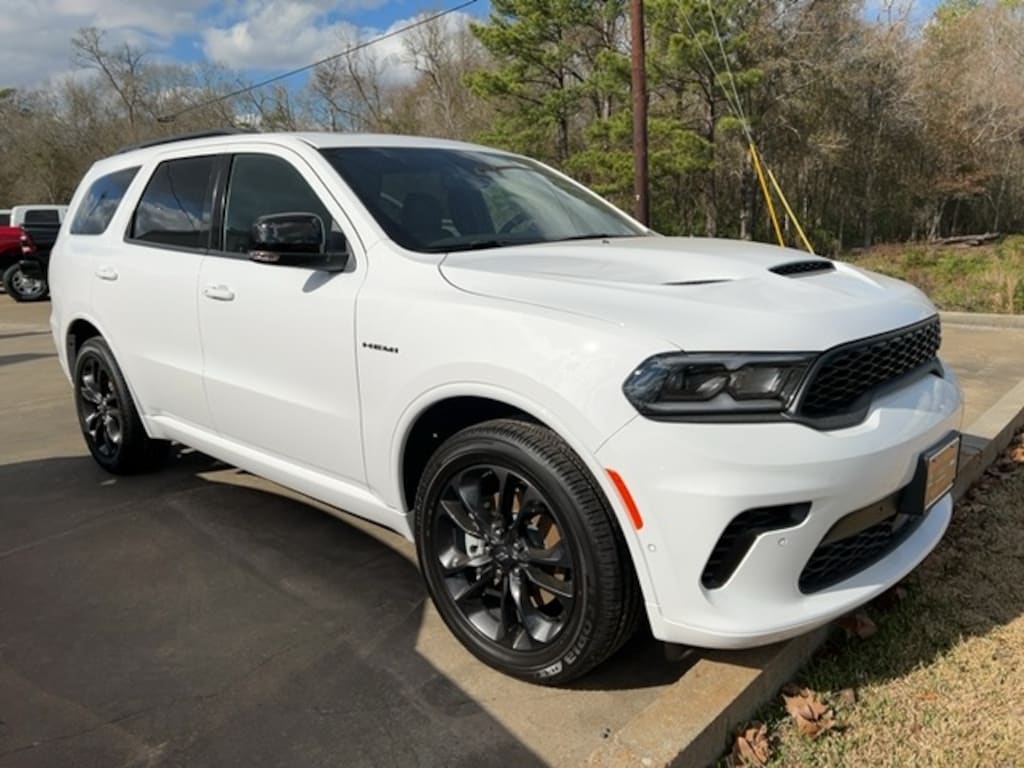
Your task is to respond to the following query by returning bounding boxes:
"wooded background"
[1,0,1021,253]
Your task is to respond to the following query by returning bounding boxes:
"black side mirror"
[248,213,348,271]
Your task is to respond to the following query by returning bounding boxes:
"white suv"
[49,131,963,683]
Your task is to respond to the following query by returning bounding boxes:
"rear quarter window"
[128,156,215,250]
[70,167,140,235]
[25,209,61,225]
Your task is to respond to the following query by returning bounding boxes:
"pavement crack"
[0,705,161,759]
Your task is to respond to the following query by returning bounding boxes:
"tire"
[414,418,640,684]
[73,337,169,474]
[2,263,48,302]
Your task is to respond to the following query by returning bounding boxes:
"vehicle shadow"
[0,451,545,767]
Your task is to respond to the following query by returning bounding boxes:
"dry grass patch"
[845,240,1024,314]
[727,436,1024,767]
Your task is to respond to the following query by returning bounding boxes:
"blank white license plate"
[924,435,960,510]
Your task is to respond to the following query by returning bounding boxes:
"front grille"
[798,509,923,593]
[701,504,810,589]
[797,317,941,420]
[770,260,834,276]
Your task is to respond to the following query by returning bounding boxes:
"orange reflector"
[606,469,644,530]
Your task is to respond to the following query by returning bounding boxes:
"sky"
[0,0,490,89]
[1,0,942,91]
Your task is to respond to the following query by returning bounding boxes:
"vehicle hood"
[439,237,937,351]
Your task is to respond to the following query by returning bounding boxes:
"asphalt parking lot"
[0,299,695,768]
[5,297,1024,767]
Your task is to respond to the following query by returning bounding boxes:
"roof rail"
[115,129,254,155]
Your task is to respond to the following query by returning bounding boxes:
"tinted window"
[222,154,339,255]
[71,167,139,235]
[130,156,215,250]
[0,212,9,226]
[319,147,643,253]
[25,209,60,225]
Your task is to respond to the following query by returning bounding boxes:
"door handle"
[95,265,118,281]
[202,284,235,302]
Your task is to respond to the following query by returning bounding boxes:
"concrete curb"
[940,310,1024,329]
[586,383,1024,768]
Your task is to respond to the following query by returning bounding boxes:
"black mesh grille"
[798,317,941,419]
[770,260,835,276]
[702,504,809,589]
[798,511,923,593]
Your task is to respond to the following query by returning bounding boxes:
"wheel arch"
[393,384,659,612]
[399,395,538,514]
[66,317,103,367]
[63,315,161,441]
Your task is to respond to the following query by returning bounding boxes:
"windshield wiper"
[549,233,639,242]
[428,237,543,253]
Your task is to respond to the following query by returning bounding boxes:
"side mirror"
[248,213,348,271]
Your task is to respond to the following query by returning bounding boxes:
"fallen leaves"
[871,583,910,611]
[731,721,771,766]
[1009,443,1024,464]
[837,609,878,640]
[781,685,836,738]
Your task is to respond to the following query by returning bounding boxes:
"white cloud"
[201,5,473,85]
[0,0,210,87]
[0,0,411,88]
[202,1,358,70]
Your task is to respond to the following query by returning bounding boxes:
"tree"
[71,28,151,139]
[468,0,626,163]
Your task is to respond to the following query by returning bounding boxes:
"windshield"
[319,146,645,253]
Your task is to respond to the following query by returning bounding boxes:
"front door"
[197,150,366,484]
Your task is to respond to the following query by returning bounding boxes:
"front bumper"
[596,365,963,648]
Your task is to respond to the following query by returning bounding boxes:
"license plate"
[923,434,960,510]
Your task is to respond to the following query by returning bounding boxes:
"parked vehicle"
[0,222,22,293]
[48,131,963,683]
[3,204,68,301]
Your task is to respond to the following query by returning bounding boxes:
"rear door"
[197,149,367,483]
[91,154,216,429]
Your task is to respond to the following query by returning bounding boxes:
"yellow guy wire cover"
[750,143,785,248]
[765,165,815,254]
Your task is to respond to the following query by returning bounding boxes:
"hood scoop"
[770,260,835,277]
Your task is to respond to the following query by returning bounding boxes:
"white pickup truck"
[1,204,68,300]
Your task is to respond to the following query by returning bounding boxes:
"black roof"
[114,129,254,155]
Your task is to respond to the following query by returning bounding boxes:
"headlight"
[622,352,814,419]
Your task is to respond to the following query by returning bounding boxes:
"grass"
[728,435,1024,767]
[845,237,1024,314]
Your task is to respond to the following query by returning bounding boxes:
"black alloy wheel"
[73,337,169,474]
[415,419,640,684]
[78,352,123,461]
[434,464,577,651]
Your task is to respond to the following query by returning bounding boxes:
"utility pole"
[630,0,649,226]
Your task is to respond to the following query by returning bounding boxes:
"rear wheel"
[415,419,640,684]
[73,337,169,474]
[2,264,47,302]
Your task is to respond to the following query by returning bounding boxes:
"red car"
[0,224,25,290]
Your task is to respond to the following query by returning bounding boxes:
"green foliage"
[467,0,626,163]
[934,0,982,25]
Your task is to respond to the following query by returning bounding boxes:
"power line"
[157,0,480,123]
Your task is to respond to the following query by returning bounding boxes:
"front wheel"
[73,337,169,474]
[414,419,640,684]
[2,263,48,302]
